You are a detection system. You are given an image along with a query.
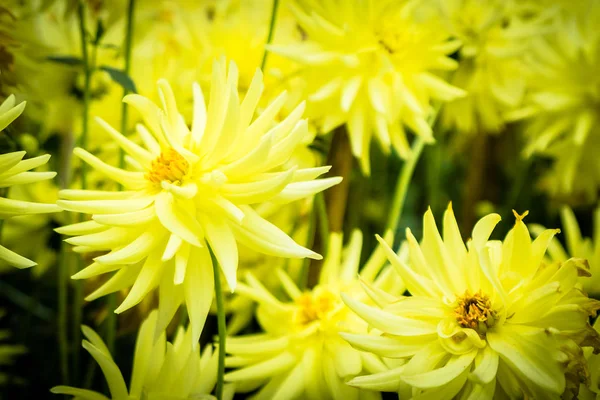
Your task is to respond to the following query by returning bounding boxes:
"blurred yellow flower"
[10,1,125,142]
[438,0,549,137]
[56,58,341,343]
[225,230,405,400]
[51,309,233,400]
[270,0,465,173]
[508,3,600,202]
[530,205,600,298]
[343,205,600,398]
[0,96,60,269]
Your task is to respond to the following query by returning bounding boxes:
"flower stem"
[386,109,440,234]
[106,0,136,358]
[260,0,280,71]
[386,138,425,234]
[73,1,91,385]
[0,188,7,240]
[78,2,90,189]
[58,242,70,385]
[211,249,226,400]
[118,0,136,172]
[315,192,329,255]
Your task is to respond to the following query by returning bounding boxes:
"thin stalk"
[386,138,425,234]
[0,188,7,240]
[211,249,226,400]
[315,192,329,255]
[386,109,440,234]
[106,0,136,359]
[0,280,53,321]
[58,242,70,385]
[78,2,90,189]
[57,91,76,389]
[118,0,136,171]
[298,197,318,290]
[73,1,91,385]
[260,0,280,71]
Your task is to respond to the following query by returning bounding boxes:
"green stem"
[74,1,91,385]
[0,280,53,321]
[298,197,318,290]
[386,138,425,234]
[260,0,280,71]
[212,250,226,400]
[386,108,441,234]
[78,2,90,189]
[105,0,136,359]
[315,192,329,255]
[118,0,136,172]
[58,242,70,385]
[0,188,7,241]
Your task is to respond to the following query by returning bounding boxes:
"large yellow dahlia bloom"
[51,309,232,400]
[269,0,465,173]
[56,58,341,343]
[225,230,405,400]
[0,95,60,269]
[530,206,600,298]
[343,206,600,399]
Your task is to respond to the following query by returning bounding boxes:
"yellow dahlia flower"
[343,205,600,398]
[51,309,233,400]
[438,0,548,136]
[508,3,600,202]
[225,230,405,400]
[0,96,60,269]
[530,206,600,298]
[269,0,465,174]
[56,58,341,343]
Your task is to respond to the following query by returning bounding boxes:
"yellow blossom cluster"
[0,1,598,399]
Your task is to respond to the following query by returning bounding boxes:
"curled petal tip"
[512,209,529,222]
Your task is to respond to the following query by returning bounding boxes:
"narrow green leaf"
[99,66,138,94]
[46,55,83,66]
[94,18,105,45]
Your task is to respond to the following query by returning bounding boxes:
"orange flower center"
[293,289,338,326]
[145,148,189,185]
[454,291,496,335]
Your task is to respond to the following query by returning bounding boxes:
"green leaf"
[99,66,137,94]
[94,19,105,45]
[46,55,83,66]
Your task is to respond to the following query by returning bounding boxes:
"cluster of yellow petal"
[51,309,230,400]
[0,95,60,269]
[530,206,600,298]
[225,231,405,400]
[269,0,465,174]
[56,58,341,344]
[342,205,600,399]
[580,318,600,399]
